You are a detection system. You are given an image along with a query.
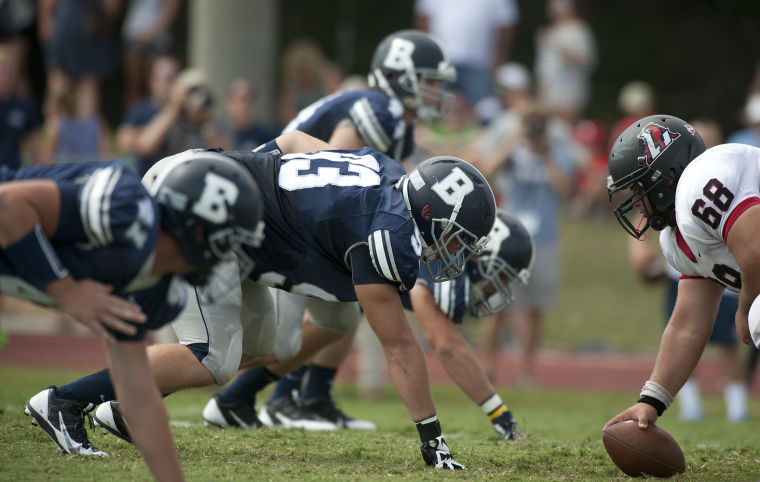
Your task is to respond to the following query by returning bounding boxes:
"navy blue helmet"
[368,29,456,121]
[143,150,264,286]
[399,156,495,282]
[467,211,534,317]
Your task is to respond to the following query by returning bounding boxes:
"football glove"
[420,435,466,470]
[492,411,523,440]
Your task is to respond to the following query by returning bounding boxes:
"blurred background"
[2,0,760,411]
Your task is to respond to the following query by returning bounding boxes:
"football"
[602,420,685,477]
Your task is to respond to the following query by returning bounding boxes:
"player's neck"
[151,230,194,276]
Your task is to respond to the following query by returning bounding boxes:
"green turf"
[2,366,759,481]
[544,217,665,353]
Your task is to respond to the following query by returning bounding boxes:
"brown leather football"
[602,420,685,477]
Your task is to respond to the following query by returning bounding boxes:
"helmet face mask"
[607,115,706,238]
[399,156,496,282]
[368,30,457,121]
[607,175,665,239]
[467,212,533,317]
[421,213,487,281]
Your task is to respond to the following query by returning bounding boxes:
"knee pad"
[271,288,308,362]
[239,281,278,358]
[203,326,244,384]
[307,299,360,335]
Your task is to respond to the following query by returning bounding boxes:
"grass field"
[1,366,759,481]
[1,217,758,480]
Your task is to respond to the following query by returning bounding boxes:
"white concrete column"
[188,0,279,121]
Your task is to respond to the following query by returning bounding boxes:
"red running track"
[1,334,758,396]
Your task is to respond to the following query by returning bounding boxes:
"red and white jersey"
[660,143,760,292]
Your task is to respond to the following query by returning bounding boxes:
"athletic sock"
[676,377,703,420]
[301,364,337,404]
[479,393,509,420]
[724,381,748,422]
[55,369,116,405]
[270,366,307,403]
[217,367,279,405]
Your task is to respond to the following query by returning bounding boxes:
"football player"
[208,28,459,432]
[1,153,263,481]
[57,130,495,469]
[239,211,533,440]
[603,114,760,432]
[406,211,533,440]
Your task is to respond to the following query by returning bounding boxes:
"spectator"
[476,103,575,385]
[163,69,232,152]
[414,0,519,124]
[569,118,609,219]
[726,92,760,147]
[121,0,182,109]
[472,63,580,204]
[0,0,35,91]
[221,78,281,151]
[277,38,343,124]
[41,74,110,164]
[117,54,180,175]
[39,0,120,143]
[534,0,596,125]
[0,40,42,168]
[118,65,231,176]
[608,80,656,152]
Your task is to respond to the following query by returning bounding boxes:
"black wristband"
[415,417,441,443]
[637,395,666,416]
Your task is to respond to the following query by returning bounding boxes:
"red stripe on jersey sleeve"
[679,274,705,280]
[675,228,697,263]
[722,196,760,241]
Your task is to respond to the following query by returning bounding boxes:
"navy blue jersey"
[282,90,415,161]
[401,260,469,324]
[0,160,186,340]
[226,148,421,302]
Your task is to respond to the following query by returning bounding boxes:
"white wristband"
[639,380,674,409]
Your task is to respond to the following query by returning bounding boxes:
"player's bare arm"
[0,181,146,341]
[604,277,722,430]
[328,124,366,150]
[276,130,334,154]
[724,203,760,345]
[106,341,185,482]
[355,283,436,420]
[411,283,493,404]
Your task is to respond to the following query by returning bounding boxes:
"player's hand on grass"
[420,436,466,470]
[603,402,659,432]
[492,411,524,441]
[46,277,146,342]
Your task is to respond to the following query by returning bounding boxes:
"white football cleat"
[25,386,107,457]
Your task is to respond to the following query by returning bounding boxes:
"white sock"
[724,381,748,422]
[677,378,703,420]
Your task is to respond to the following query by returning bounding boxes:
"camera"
[188,84,215,109]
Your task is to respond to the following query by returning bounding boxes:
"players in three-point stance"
[204,210,533,441]
[205,28,459,431]
[603,114,760,431]
[36,130,495,469]
[0,153,263,481]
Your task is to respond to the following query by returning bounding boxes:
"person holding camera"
[123,68,231,176]
[474,103,575,385]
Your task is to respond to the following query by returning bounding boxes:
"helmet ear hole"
[421,204,432,220]
[193,224,206,244]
